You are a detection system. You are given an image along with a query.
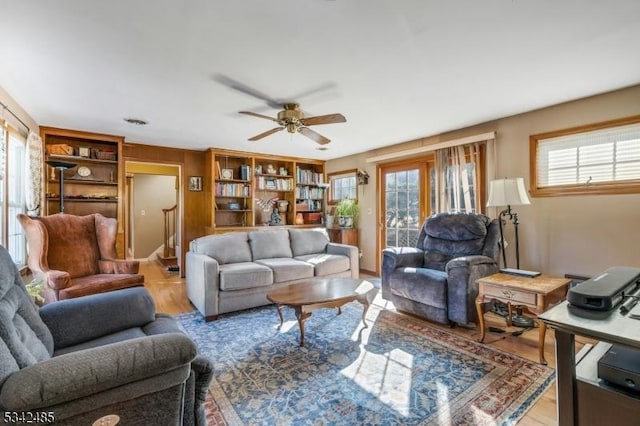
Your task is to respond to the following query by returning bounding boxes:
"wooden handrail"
[162,205,177,258]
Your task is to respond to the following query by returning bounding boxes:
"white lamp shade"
[486,177,531,207]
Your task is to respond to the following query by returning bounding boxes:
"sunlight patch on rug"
[177,301,554,425]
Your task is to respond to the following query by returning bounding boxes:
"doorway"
[125,162,181,268]
[378,160,430,258]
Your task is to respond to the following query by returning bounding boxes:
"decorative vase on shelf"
[295,213,304,225]
[277,200,289,213]
[325,214,334,228]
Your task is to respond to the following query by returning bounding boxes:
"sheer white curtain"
[25,131,43,216]
[434,142,482,213]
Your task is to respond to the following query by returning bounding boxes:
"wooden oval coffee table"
[266,278,377,347]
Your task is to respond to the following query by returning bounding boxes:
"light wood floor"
[139,260,563,425]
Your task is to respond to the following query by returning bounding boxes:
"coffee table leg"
[476,295,486,343]
[539,321,548,365]
[275,304,284,326]
[355,293,375,328]
[294,307,312,347]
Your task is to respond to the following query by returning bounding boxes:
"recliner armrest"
[382,247,425,270]
[99,259,140,274]
[446,255,497,272]
[0,333,196,410]
[40,287,157,350]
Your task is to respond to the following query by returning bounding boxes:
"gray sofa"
[186,228,359,320]
[0,245,213,425]
[382,212,500,326]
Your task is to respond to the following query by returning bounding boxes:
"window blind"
[536,122,640,187]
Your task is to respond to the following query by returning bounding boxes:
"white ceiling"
[1,1,639,160]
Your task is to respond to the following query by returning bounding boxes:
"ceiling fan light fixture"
[286,123,298,133]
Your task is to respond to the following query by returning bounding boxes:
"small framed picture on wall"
[189,176,203,192]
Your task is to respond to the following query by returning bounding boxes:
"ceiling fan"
[239,103,346,145]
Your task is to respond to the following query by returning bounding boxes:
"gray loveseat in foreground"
[186,228,359,320]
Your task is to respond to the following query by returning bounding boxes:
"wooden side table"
[475,273,571,364]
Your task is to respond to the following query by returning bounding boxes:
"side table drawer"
[482,285,536,305]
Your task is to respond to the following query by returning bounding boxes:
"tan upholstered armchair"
[18,213,144,304]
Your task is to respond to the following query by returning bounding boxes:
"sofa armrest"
[185,251,220,319]
[446,255,499,325]
[40,287,157,350]
[99,259,140,274]
[327,243,359,278]
[0,333,196,410]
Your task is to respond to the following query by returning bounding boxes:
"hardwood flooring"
[140,260,564,425]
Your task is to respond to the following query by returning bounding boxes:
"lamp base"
[490,302,535,328]
[511,313,535,328]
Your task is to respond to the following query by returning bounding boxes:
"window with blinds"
[530,115,640,196]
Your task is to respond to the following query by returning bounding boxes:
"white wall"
[327,84,640,277]
[132,174,177,258]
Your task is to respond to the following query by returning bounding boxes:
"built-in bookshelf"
[41,127,123,220]
[295,162,326,224]
[207,149,325,232]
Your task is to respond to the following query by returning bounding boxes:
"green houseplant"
[25,277,45,305]
[335,198,359,228]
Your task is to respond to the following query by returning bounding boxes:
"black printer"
[567,266,640,311]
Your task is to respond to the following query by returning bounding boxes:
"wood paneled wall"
[123,143,208,276]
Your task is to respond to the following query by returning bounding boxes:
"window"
[0,121,27,265]
[328,169,357,203]
[429,143,485,214]
[530,115,640,197]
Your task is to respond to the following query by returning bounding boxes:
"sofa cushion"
[60,274,144,300]
[249,230,293,260]
[219,262,273,291]
[190,233,252,265]
[255,258,314,283]
[295,254,350,276]
[289,228,329,257]
[388,267,448,309]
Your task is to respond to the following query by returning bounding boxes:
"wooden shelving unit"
[41,127,123,220]
[207,149,326,233]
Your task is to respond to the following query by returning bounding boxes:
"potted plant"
[335,198,359,228]
[25,277,45,306]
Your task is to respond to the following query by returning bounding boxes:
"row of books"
[296,199,323,212]
[296,167,324,185]
[215,183,251,197]
[295,186,324,200]
[256,176,294,191]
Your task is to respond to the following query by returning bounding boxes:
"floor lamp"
[46,160,76,213]
[486,177,534,328]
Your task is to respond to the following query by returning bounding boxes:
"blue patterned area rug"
[177,302,553,426]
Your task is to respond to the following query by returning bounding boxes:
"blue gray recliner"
[382,212,501,326]
[0,245,213,425]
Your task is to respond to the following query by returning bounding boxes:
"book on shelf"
[216,161,222,179]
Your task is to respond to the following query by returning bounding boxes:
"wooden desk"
[476,273,571,364]
[540,301,640,426]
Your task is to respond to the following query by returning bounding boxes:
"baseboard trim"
[360,269,378,277]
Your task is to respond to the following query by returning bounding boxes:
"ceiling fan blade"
[239,111,279,122]
[248,127,284,141]
[212,74,282,109]
[298,127,330,145]
[300,113,346,126]
[289,82,337,101]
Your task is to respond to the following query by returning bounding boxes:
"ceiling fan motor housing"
[278,103,303,132]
